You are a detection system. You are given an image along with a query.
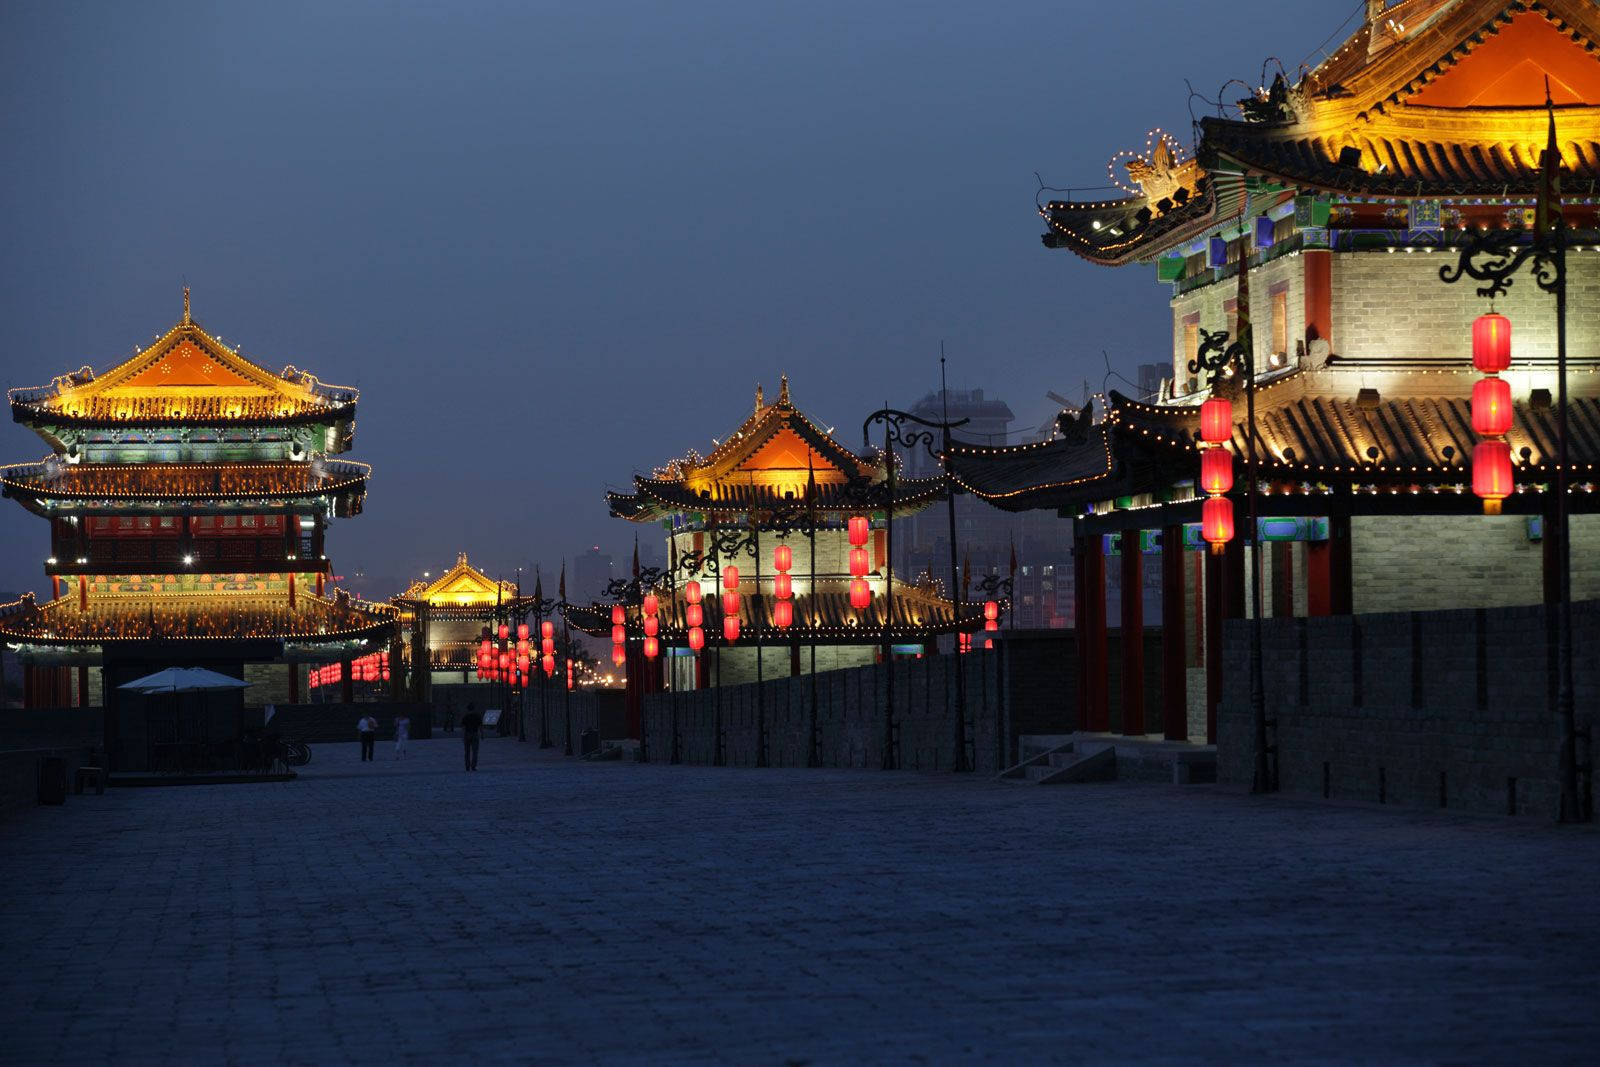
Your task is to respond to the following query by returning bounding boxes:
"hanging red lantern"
[498,623,509,641]
[1472,312,1512,373]
[723,566,739,590]
[1199,448,1234,494]
[517,654,529,672]
[1472,375,1513,436]
[542,653,555,676]
[612,645,626,666]
[611,624,625,644]
[643,636,659,659]
[684,580,702,604]
[520,671,530,689]
[685,603,703,627]
[1202,495,1234,551]
[1472,438,1513,513]
[773,544,792,572]
[517,623,529,641]
[958,632,972,654]
[541,636,554,655]
[567,662,574,691]
[723,615,740,642]
[849,547,870,577]
[848,515,869,546]
[849,577,871,611]
[773,599,794,629]
[643,615,659,637]
[499,652,510,670]
[541,620,554,639]
[516,639,529,657]
[722,590,740,616]
[611,605,624,625]
[688,626,705,652]
[642,593,659,617]
[1200,397,1233,444]
[773,572,792,600]
[984,600,999,621]
[480,637,492,657]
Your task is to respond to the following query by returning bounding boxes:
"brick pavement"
[2,736,1597,1064]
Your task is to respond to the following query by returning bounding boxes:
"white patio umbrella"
[118,667,254,694]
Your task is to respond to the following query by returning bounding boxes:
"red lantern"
[685,603,703,627]
[985,619,999,632]
[849,577,871,611]
[542,654,555,676]
[520,671,530,689]
[612,645,626,666]
[480,637,492,657]
[611,605,625,625]
[1472,376,1513,436]
[1200,397,1233,444]
[517,654,529,671]
[541,636,554,655]
[773,599,793,629]
[688,626,705,652]
[773,544,792,572]
[984,600,998,621]
[642,593,659,617]
[498,623,509,641]
[773,572,792,600]
[643,636,659,659]
[849,547,870,577]
[684,580,702,604]
[518,623,530,641]
[516,639,529,656]
[612,624,625,644]
[722,591,741,616]
[567,662,574,691]
[1202,495,1234,551]
[723,615,740,642]
[958,632,972,654]
[1199,447,1234,494]
[848,515,869,546]
[541,620,554,639]
[1472,312,1512,373]
[723,566,739,590]
[1472,438,1514,513]
[643,615,659,637]
[499,652,510,670]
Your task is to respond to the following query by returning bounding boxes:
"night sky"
[0,0,1350,598]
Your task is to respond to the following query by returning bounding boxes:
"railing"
[2,459,369,500]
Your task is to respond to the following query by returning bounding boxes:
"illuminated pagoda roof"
[9,289,358,437]
[948,366,1600,514]
[394,553,527,617]
[0,588,395,647]
[564,576,993,643]
[0,458,370,517]
[606,377,947,522]
[1041,0,1600,264]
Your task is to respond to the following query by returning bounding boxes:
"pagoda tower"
[580,378,987,713]
[393,552,529,701]
[0,291,394,759]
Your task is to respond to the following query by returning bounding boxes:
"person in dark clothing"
[357,713,378,762]
[461,703,481,771]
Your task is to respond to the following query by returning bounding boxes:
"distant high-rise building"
[573,546,615,604]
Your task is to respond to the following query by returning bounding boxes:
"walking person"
[393,711,411,759]
[461,702,481,771]
[443,703,456,734]
[357,712,377,762]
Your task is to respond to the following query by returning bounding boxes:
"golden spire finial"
[755,383,765,412]
[182,286,191,324]
[456,551,468,566]
[778,374,790,406]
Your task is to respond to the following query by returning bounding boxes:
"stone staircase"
[1000,733,1217,785]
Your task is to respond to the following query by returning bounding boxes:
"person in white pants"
[393,713,410,758]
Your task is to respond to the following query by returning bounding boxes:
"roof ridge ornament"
[182,286,191,325]
[755,383,765,413]
[779,374,790,406]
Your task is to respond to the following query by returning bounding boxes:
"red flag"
[559,563,566,602]
[1009,540,1017,579]
[632,535,640,579]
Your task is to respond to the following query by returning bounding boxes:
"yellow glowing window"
[1271,290,1288,356]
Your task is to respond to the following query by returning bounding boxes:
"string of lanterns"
[722,565,741,642]
[1199,395,1235,551]
[773,542,793,629]
[1470,312,1513,514]
[307,649,388,689]
[848,514,872,610]
[685,579,705,652]
[642,591,660,660]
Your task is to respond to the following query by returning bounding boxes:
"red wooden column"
[1306,539,1331,616]
[1161,524,1187,740]
[340,657,355,704]
[1120,531,1144,736]
[287,662,301,704]
[1304,248,1332,350]
[1083,530,1109,732]
[1329,512,1354,615]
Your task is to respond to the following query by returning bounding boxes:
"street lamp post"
[604,564,664,761]
[862,399,972,772]
[1190,323,1272,794]
[1439,191,1588,823]
[528,578,556,749]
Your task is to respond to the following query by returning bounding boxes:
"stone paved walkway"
[3,735,1597,1064]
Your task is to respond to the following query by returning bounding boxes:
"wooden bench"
[74,765,106,796]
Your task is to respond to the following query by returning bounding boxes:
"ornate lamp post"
[863,373,973,772]
[604,563,664,760]
[1189,316,1272,795]
[528,571,556,749]
[1438,107,1587,821]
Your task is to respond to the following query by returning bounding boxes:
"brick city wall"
[1332,251,1600,363]
[641,630,1077,772]
[1217,600,1600,818]
[1169,251,1304,397]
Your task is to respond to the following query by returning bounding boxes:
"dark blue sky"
[0,0,1351,596]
